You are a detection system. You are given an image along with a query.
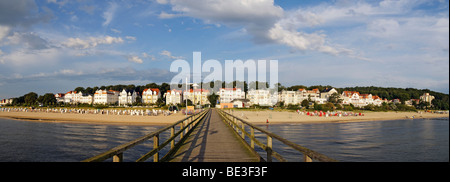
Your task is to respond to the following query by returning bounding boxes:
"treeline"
[9,92,56,107]
[69,83,450,110]
[4,82,449,110]
[284,85,449,110]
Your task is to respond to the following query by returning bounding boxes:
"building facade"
[93,89,119,105]
[142,88,161,104]
[118,89,138,106]
[164,89,183,105]
[184,89,210,105]
[217,88,245,104]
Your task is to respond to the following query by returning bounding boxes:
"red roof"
[220,88,240,91]
[143,88,160,94]
[342,91,360,97]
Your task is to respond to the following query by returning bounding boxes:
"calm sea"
[0,117,448,162]
[256,117,449,162]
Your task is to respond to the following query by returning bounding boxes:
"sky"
[0,0,449,99]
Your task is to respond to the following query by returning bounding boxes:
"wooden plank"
[167,109,260,162]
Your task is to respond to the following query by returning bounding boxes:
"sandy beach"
[0,110,188,125]
[225,110,449,124]
[0,108,448,125]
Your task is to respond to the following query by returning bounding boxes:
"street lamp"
[185,78,199,117]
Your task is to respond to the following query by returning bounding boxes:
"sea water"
[0,117,448,162]
[255,118,449,162]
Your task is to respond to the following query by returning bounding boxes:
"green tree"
[301,99,309,108]
[74,87,85,93]
[207,93,220,107]
[24,92,38,105]
[42,93,57,106]
[328,92,342,105]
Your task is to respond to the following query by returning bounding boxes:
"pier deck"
[167,109,260,162]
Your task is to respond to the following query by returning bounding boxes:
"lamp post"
[185,77,199,117]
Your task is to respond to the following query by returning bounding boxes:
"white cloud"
[6,31,50,50]
[158,11,183,19]
[111,28,121,34]
[161,0,359,57]
[127,55,143,64]
[0,25,10,41]
[367,19,401,38]
[156,0,168,4]
[0,47,62,66]
[102,2,118,26]
[160,50,183,59]
[142,52,156,60]
[62,36,124,49]
[125,36,136,41]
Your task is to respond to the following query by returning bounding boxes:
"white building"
[0,98,13,106]
[279,90,297,105]
[341,91,384,107]
[247,89,275,106]
[320,88,338,100]
[420,93,435,104]
[217,88,245,104]
[341,91,361,106]
[64,91,78,104]
[184,89,210,105]
[297,88,320,102]
[164,89,183,105]
[55,93,65,103]
[93,89,119,105]
[61,91,93,104]
[279,88,321,105]
[118,89,138,106]
[78,92,94,104]
[142,88,160,104]
[360,94,374,107]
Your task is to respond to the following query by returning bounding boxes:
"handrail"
[217,109,338,162]
[82,109,209,162]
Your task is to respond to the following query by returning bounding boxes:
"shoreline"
[0,111,188,126]
[226,110,449,125]
[0,109,448,126]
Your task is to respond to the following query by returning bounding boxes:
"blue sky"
[0,0,449,99]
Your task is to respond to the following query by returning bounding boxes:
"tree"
[207,93,220,107]
[42,93,57,106]
[301,99,309,108]
[156,98,165,107]
[74,87,85,93]
[37,93,57,106]
[328,92,342,105]
[24,92,38,105]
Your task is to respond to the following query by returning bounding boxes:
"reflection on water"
[0,117,448,162]
[0,118,163,162]
[255,118,448,162]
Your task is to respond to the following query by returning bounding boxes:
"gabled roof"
[342,91,360,97]
[143,88,160,94]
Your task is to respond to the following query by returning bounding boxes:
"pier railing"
[82,109,209,162]
[217,109,338,162]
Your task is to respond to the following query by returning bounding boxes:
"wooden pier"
[166,109,261,162]
[83,108,336,162]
